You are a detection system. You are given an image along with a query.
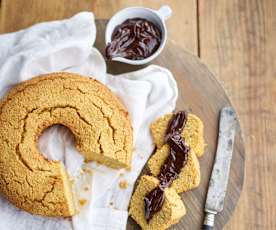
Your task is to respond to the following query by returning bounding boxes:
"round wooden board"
[95,20,245,230]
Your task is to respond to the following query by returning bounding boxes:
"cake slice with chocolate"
[151,113,205,157]
[147,146,200,194]
[129,175,186,230]
[129,111,204,229]
[148,111,202,193]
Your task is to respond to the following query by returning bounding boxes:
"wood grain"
[198,0,276,229]
[0,0,198,55]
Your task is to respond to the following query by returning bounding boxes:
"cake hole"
[38,125,76,162]
[38,124,85,179]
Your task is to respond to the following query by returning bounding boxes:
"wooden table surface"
[0,0,275,229]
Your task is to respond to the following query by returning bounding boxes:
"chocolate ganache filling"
[105,18,162,60]
[144,111,190,222]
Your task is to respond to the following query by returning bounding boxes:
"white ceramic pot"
[105,5,172,65]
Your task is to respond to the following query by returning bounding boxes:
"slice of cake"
[150,113,205,157]
[129,175,186,230]
[147,145,200,193]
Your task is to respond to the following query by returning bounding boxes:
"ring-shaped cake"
[0,72,133,217]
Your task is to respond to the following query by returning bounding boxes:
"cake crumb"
[119,180,128,189]
[79,199,87,206]
[126,166,131,172]
[69,177,75,185]
[79,168,84,175]
[83,168,93,175]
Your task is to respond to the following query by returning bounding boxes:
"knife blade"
[202,106,237,230]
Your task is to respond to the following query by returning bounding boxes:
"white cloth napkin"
[0,12,178,230]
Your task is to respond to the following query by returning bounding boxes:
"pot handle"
[156,5,172,21]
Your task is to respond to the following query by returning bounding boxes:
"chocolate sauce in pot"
[144,111,190,222]
[105,18,162,60]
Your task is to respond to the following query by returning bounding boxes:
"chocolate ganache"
[144,111,190,222]
[105,18,162,60]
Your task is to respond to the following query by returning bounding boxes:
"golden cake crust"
[0,72,133,217]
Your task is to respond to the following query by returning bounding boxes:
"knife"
[203,106,237,230]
